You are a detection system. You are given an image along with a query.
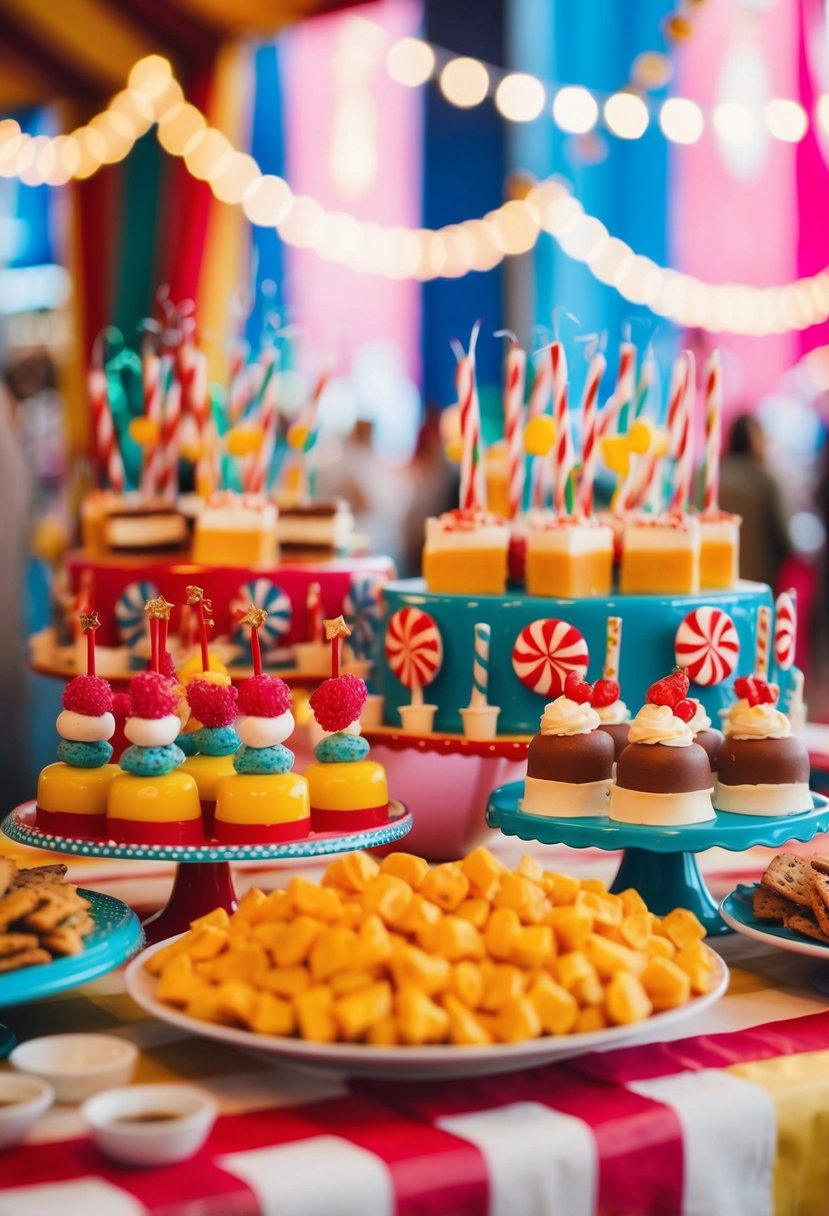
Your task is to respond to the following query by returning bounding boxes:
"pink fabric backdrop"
[672,0,799,405]
[797,0,829,357]
[281,0,422,382]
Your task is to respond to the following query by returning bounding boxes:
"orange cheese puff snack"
[146,852,713,1047]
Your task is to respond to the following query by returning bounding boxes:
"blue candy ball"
[57,739,113,769]
[233,743,295,775]
[120,743,185,777]
[314,732,370,764]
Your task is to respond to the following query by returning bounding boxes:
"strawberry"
[646,670,689,708]
[746,679,778,707]
[733,676,757,700]
[564,670,593,704]
[673,699,697,723]
[591,678,620,708]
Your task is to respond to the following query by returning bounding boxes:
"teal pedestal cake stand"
[487,783,829,936]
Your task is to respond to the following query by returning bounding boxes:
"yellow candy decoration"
[129,417,160,447]
[287,423,310,451]
[523,415,557,457]
[226,425,263,458]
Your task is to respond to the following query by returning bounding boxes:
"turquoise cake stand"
[487,783,829,936]
[4,801,412,945]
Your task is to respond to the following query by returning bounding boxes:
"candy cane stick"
[603,615,622,680]
[577,352,605,518]
[551,342,572,516]
[755,604,771,679]
[502,340,526,519]
[469,622,491,709]
[703,350,722,516]
[140,350,163,497]
[159,377,181,503]
[457,322,484,511]
[88,367,124,492]
[527,350,552,508]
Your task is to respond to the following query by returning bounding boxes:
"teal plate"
[0,889,144,1009]
[487,784,829,855]
[720,882,829,958]
[3,801,412,865]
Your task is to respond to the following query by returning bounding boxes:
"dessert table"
[1,837,828,1216]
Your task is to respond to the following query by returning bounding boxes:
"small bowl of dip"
[81,1084,217,1166]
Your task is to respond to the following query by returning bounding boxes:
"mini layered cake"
[687,697,724,771]
[192,492,278,567]
[37,673,119,837]
[107,671,202,844]
[305,673,389,832]
[214,675,310,843]
[522,672,615,818]
[610,671,714,826]
[619,514,701,595]
[715,677,810,816]
[179,674,240,832]
[524,514,613,598]
[81,492,188,556]
[699,512,741,591]
[276,496,354,555]
[422,509,510,596]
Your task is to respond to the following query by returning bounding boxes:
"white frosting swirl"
[595,700,630,726]
[540,697,600,737]
[725,703,790,741]
[628,703,693,747]
[688,699,712,734]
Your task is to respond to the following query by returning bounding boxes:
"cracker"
[43,927,84,957]
[0,933,39,957]
[785,910,829,944]
[13,864,67,888]
[24,888,89,934]
[809,884,829,937]
[761,853,813,907]
[0,889,38,931]
[0,948,51,973]
[0,858,17,899]
[753,886,795,922]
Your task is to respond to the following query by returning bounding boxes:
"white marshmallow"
[57,710,115,743]
[236,711,295,749]
[124,714,181,748]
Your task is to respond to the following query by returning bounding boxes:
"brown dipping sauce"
[115,1111,182,1124]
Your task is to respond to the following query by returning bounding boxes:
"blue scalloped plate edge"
[487,783,829,855]
[0,889,144,1009]
[719,882,829,958]
[2,802,412,865]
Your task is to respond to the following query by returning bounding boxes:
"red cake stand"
[3,801,412,944]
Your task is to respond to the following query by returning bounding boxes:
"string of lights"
[1,55,828,334]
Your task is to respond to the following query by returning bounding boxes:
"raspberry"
[186,679,238,728]
[591,678,620,708]
[111,692,133,720]
[237,674,292,718]
[128,670,178,719]
[647,671,690,708]
[733,676,756,700]
[62,675,113,716]
[673,699,697,723]
[746,678,778,708]
[309,674,367,732]
[564,671,593,705]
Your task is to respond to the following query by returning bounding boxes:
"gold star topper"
[80,610,101,634]
[185,585,214,627]
[323,615,351,641]
[144,596,174,621]
[240,604,269,630]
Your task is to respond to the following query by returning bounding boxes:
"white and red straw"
[577,351,605,518]
[755,604,771,680]
[551,342,572,517]
[702,350,722,516]
[457,322,485,511]
[502,340,526,519]
[89,367,124,493]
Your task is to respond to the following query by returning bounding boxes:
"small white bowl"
[10,1034,138,1103]
[82,1084,217,1166]
[0,1074,54,1150]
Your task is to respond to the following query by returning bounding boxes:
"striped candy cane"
[458,322,484,511]
[755,604,771,679]
[140,351,163,497]
[89,368,124,492]
[577,352,605,517]
[551,343,572,516]
[503,342,526,519]
[528,350,552,508]
[703,350,722,516]
[159,377,181,502]
[470,621,491,707]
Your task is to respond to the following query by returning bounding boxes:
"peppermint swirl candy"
[674,606,739,687]
[115,580,159,649]
[230,579,292,651]
[344,574,385,661]
[512,618,589,698]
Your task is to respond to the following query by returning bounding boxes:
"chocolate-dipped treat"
[610,671,714,826]
[592,678,631,765]
[687,697,724,770]
[715,677,811,816]
[522,671,615,818]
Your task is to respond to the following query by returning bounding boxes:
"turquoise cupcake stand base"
[4,801,412,945]
[487,783,829,936]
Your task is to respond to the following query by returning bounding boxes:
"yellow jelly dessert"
[213,773,310,843]
[36,762,119,836]
[620,517,701,595]
[422,510,510,596]
[699,517,740,590]
[180,755,237,804]
[525,523,613,598]
[107,771,202,844]
[306,759,389,832]
[192,494,278,567]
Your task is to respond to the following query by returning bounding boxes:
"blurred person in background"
[401,410,457,577]
[0,380,31,806]
[720,412,791,588]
